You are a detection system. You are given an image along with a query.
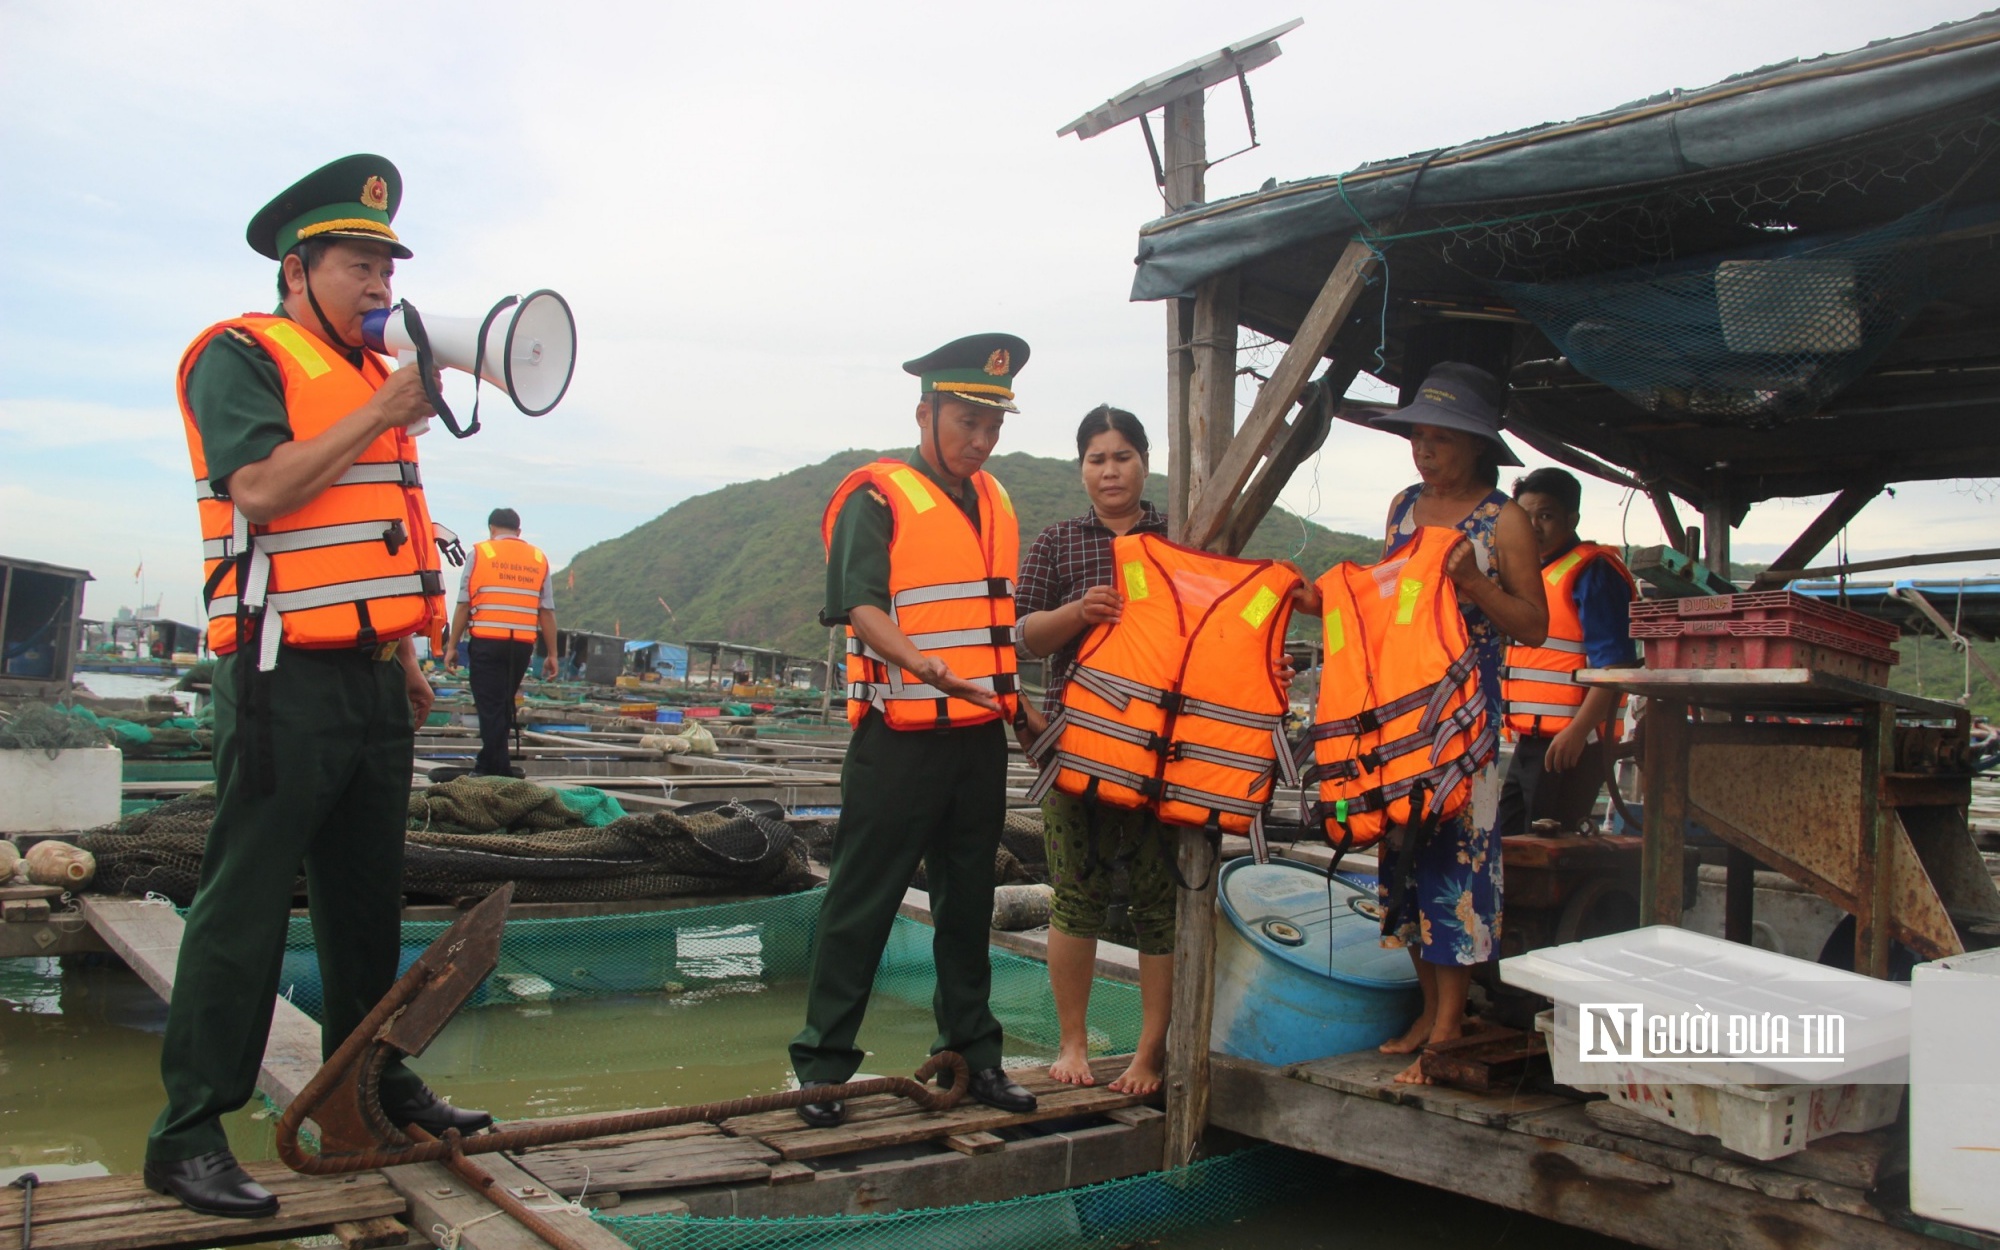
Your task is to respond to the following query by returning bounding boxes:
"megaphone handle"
[396,351,432,436]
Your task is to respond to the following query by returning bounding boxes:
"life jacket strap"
[1504,699,1585,719]
[1058,705,1168,754]
[1504,664,1582,683]
[1177,697,1284,731]
[1038,752,1161,802]
[854,670,1019,706]
[1069,664,1169,713]
[197,458,422,502]
[1168,741,1275,791]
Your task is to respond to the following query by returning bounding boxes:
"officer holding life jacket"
[1497,467,1639,835]
[149,156,490,1219]
[444,507,557,777]
[789,334,1040,1127]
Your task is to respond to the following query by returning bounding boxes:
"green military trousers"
[148,646,424,1163]
[790,713,1007,1083]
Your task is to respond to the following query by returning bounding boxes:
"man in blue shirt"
[1498,468,1639,836]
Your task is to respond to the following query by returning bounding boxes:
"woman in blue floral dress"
[1366,363,1548,1084]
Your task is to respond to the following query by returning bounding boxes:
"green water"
[0,957,1628,1249]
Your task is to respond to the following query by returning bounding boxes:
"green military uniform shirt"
[821,451,981,626]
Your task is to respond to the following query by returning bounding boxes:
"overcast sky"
[3,1,1991,624]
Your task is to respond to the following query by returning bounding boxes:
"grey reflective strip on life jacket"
[1035,752,1158,801]
[208,595,238,619]
[892,578,1014,609]
[1160,782,1267,819]
[1059,705,1165,752]
[1170,741,1276,792]
[865,671,1017,703]
[193,459,419,502]
[1536,636,1588,655]
[1178,697,1284,731]
[904,625,1014,651]
[1504,665,1582,684]
[1506,700,1586,720]
[202,520,398,561]
[1070,665,1168,713]
[263,573,437,615]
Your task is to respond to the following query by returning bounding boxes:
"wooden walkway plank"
[0,1165,402,1250]
[514,1125,781,1198]
[1288,1049,1573,1128]
[76,897,323,1107]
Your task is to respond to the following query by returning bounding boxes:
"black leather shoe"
[965,1067,1037,1114]
[797,1080,846,1128]
[384,1085,494,1137]
[143,1149,278,1219]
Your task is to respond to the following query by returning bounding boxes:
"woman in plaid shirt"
[1016,406,1175,1095]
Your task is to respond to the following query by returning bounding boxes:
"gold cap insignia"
[984,348,1011,376]
[360,176,390,211]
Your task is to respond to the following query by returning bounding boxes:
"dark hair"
[1470,446,1501,490]
[1075,405,1149,462]
[1512,466,1581,513]
[488,507,522,531]
[275,238,333,298]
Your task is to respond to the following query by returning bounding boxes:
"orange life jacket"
[1027,534,1300,858]
[821,459,1019,730]
[1300,527,1495,856]
[468,536,549,642]
[177,314,448,668]
[1502,541,1635,738]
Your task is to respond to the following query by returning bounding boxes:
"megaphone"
[361,291,576,437]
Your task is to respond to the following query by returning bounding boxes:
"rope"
[432,1210,506,1250]
[1334,173,1391,371]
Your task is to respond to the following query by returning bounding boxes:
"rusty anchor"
[276,883,969,1248]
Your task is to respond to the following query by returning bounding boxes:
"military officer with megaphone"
[147,155,492,1219]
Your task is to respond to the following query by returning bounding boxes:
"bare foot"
[1048,1044,1096,1086]
[1393,1055,1433,1085]
[1108,1055,1163,1096]
[1379,1009,1435,1055]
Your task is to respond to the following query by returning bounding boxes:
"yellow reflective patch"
[989,476,1015,517]
[1240,584,1280,629]
[888,468,936,514]
[260,321,332,380]
[1545,549,1585,586]
[1122,560,1150,601]
[1325,608,1345,656]
[1395,577,1423,625]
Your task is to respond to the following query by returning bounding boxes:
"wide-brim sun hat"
[1369,361,1524,467]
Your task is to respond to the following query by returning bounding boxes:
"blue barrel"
[656,708,685,724]
[1211,857,1421,1065]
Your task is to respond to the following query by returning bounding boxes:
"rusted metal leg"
[1856,703,1894,978]
[1641,700,1689,926]
[1724,846,1756,945]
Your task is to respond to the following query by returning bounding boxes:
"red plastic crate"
[1629,616,1899,664]
[1629,590,1899,644]
[1640,634,1893,684]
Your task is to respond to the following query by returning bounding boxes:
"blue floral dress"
[1377,484,1507,966]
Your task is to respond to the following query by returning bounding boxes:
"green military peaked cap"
[903,333,1030,412]
[246,154,412,261]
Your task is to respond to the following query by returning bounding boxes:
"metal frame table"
[1576,668,1974,978]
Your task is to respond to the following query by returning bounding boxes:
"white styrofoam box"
[0,746,120,834]
[1911,946,2000,1234]
[1536,1010,1904,1161]
[1502,925,1911,1085]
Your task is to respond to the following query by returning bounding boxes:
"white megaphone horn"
[361,291,576,437]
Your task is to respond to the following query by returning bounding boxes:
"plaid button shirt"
[1016,501,1169,713]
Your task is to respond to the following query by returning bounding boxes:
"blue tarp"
[623,639,688,676]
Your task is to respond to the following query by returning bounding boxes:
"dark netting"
[77,790,816,906]
[597,1146,1319,1250]
[1485,200,1943,424]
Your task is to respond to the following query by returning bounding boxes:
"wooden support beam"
[1642,701,1689,925]
[1161,90,1205,535]
[1218,372,1341,556]
[1759,545,2000,584]
[1181,239,1378,549]
[1650,489,1689,556]
[1750,482,1885,589]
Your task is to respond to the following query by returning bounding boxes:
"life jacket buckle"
[419,569,445,597]
[383,520,408,556]
[1157,692,1184,715]
[1356,708,1382,734]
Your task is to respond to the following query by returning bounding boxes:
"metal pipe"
[412,1126,590,1250]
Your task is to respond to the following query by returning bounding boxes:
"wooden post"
[1187,271,1239,492]
[1702,493,1759,944]
[1855,703,1895,978]
[1164,828,1219,1168]
[1749,481,1884,590]
[820,627,837,724]
[1642,700,1689,924]
[1162,92,1206,536]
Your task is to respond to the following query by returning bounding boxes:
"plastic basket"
[1629,591,1898,641]
[1536,1011,1904,1160]
[1640,635,1891,684]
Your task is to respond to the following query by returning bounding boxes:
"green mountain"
[552,449,1379,655]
